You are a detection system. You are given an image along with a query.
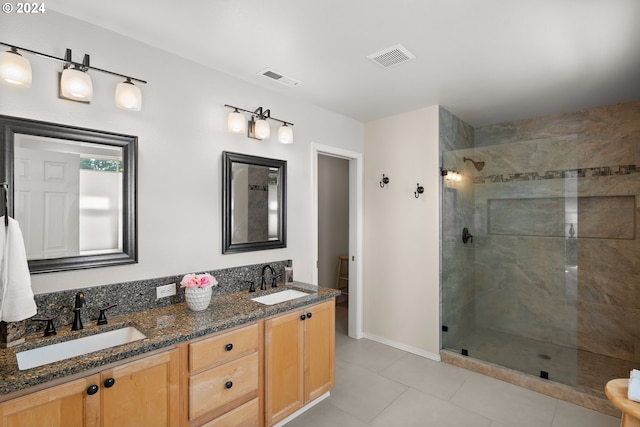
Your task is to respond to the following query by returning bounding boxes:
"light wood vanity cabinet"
[101,350,180,427]
[0,349,180,427]
[0,297,335,427]
[264,299,335,426]
[0,374,101,427]
[187,322,262,427]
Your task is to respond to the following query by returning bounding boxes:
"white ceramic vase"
[184,286,212,311]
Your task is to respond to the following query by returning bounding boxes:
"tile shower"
[439,100,640,412]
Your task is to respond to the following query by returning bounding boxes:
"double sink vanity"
[0,283,339,427]
[0,116,327,426]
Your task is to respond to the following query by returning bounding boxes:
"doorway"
[318,154,349,333]
[312,143,363,339]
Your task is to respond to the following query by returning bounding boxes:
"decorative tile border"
[474,164,637,184]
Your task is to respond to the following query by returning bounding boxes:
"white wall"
[363,106,441,359]
[0,11,364,294]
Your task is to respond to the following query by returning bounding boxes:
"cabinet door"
[304,299,335,402]
[0,374,101,427]
[101,349,179,427]
[264,309,304,426]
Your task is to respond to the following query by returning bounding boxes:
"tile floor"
[285,305,621,427]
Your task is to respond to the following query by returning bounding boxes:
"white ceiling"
[48,0,640,126]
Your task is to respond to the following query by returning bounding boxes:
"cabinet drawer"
[190,323,259,372]
[200,397,259,427]
[189,352,259,420]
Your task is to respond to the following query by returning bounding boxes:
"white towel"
[0,216,37,322]
[629,369,640,403]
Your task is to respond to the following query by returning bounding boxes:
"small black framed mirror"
[222,151,287,254]
[0,115,138,273]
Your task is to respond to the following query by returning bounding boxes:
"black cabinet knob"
[104,378,115,388]
[87,384,99,395]
[225,343,233,351]
[307,312,312,318]
[225,381,233,389]
[300,314,306,320]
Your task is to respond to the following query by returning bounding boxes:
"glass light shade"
[254,118,270,140]
[60,68,93,101]
[227,111,246,133]
[278,124,294,144]
[0,50,32,87]
[115,80,142,111]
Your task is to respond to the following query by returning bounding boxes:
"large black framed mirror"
[222,151,286,254]
[0,115,137,273]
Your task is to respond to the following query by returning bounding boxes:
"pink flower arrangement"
[180,273,218,288]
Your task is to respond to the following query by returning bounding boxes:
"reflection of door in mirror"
[14,135,123,260]
[15,146,80,259]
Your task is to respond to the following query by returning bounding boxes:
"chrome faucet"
[71,292,85,331]
[260,264,275,290]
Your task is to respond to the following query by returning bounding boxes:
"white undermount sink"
[16,326,146,371]
[251,289,311,306]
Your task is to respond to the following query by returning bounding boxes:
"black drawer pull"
[87,384,99,395]
[300,314,306,320]
[104,378,115,388]
[307,312,312,318]
[225,381,233,389]
[225,343,233,351]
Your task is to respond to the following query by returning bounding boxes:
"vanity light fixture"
[60,49,93,102]
[227,108,246,133]
[0,41,146,110]
[0,47,32,88]
[278,123,293,144]
[115,78,142,111]
[224,104,294,144]
[379,174,390,188]
[414,183,424,198]
[252,112,271,140]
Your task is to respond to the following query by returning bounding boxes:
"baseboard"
[362,332,441,361]
[272,392,331,427]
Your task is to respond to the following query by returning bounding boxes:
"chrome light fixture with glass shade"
[0,41,146,111]
[224,104,294,144]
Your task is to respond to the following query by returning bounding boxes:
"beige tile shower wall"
[471,100,640,361]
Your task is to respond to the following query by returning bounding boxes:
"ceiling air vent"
[258,68,301,87]
[367,44,416,69]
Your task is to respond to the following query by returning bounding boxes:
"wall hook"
[462,227,473,244]
[414,183,424,198]
[379,174,390,188]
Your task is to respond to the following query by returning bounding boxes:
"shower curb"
[440,349,620,418]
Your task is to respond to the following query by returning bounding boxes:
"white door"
[14,147,80,259]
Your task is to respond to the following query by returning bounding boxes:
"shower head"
[463,157,485,171]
